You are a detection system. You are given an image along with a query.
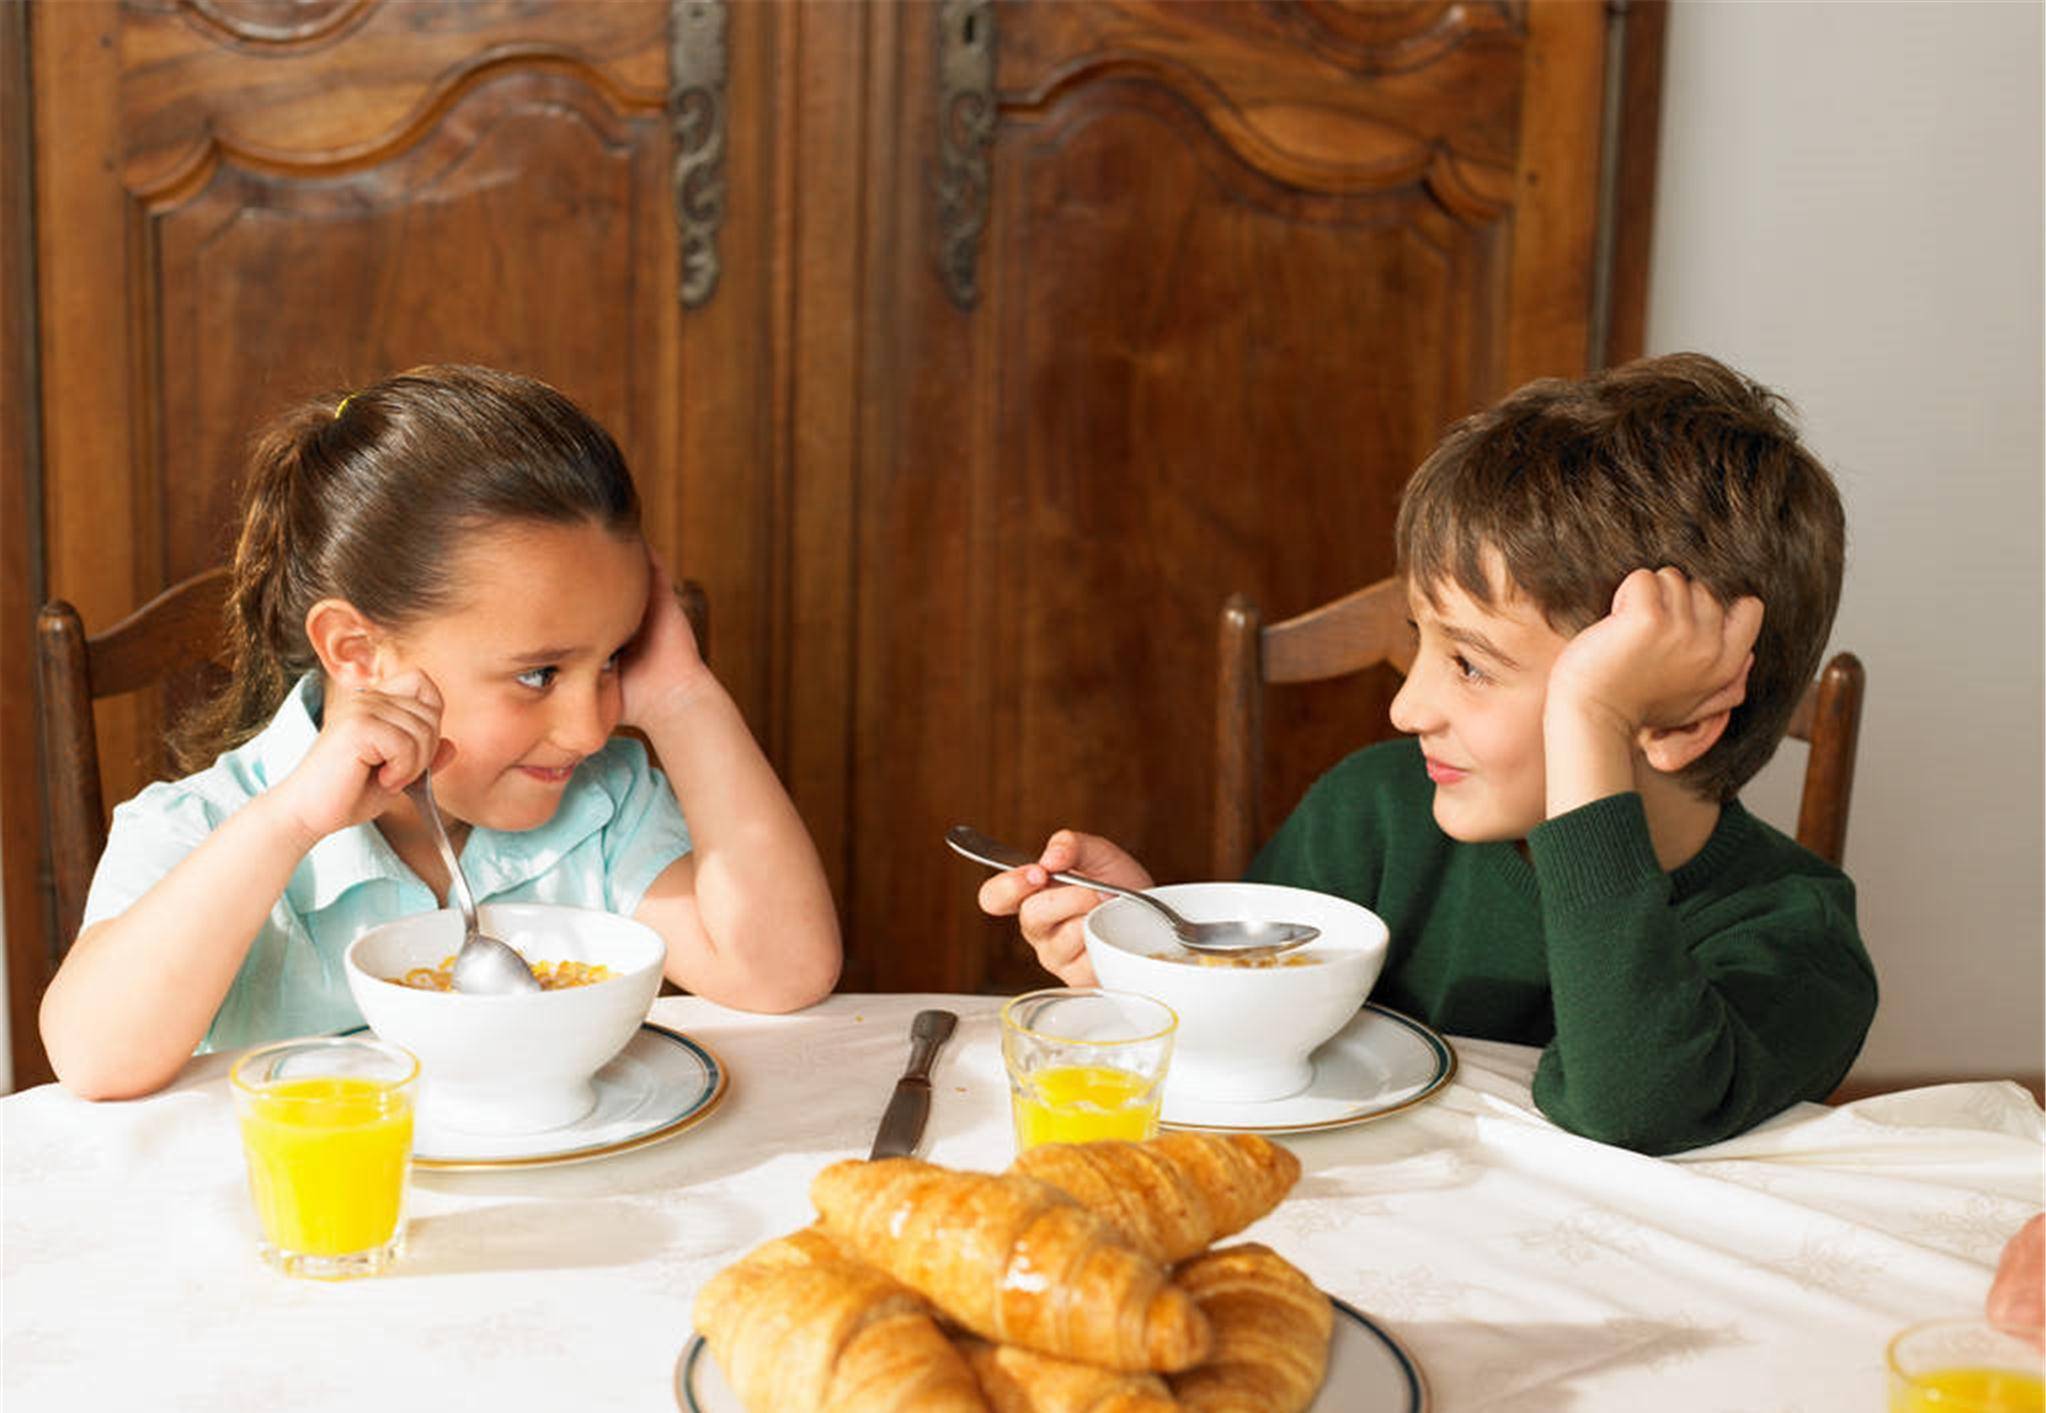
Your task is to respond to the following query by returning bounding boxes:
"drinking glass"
[1001,988,1176,1152]
[1887,1318,2044,1412]
[231,1036,419,1279]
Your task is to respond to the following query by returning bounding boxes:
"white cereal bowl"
[344,903,665,1135]
[1083,882,1388,1104]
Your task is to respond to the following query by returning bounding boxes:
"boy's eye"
[600,651,622,674]
[1451,654,1486,684]
[516,666,559,690]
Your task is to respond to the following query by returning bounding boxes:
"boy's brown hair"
[1394,351,1845,802]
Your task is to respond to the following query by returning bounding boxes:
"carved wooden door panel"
[30,0,692,788]
[8,0,756,1085]
[6,0,1657,1085]
[845,0,1651,992]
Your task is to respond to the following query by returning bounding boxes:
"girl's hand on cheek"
[620,550,713,730]
[273,671,446,846]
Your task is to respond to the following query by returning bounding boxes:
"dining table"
[5,991,2041,1411]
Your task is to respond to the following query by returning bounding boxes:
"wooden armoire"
[1,0,1664,1088]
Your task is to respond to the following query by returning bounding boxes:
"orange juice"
[238,1076,414,1262]
[1893,1367,2046,1413]
[1012,1064,1161,1148]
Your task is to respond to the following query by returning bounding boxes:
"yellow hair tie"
[334,395,353,419]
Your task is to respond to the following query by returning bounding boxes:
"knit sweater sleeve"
[1526,793,1877,1155]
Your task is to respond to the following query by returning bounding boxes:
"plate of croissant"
[677,1132,1427,1411]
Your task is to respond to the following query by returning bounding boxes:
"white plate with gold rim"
[673,1295,1425,1411]
[1160,1003,1455,1135]
[395,1022,726,1170]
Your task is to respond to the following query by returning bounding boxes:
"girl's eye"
[516,666,559,690]
[600,651,622,674]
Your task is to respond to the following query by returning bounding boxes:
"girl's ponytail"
[170,403,331,771]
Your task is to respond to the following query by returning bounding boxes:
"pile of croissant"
[693,1131,1334,1412]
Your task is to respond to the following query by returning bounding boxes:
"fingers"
[364,711,442,792]
[1026,917,1094,981]
[977,863,1104,953]
[337,671,445,790]
[976,867,1043,918]
[1621,569,1767,673]
[1044,829,1155,890]
[357,667,444,717]
[972,829,1151,984]
[1722,593,1765,657]
[1688,653,1754,723]
[1016,879,1103,943]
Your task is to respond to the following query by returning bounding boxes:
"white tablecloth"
[5,993,2040,1410]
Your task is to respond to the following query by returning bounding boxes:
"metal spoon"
[944,824,1320,957]
[405,776,542,994]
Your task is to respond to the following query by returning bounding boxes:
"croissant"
[959,1337,1179,1413]
[1009,1133,1301,1265]
[811,1157,1212,1373]
[1167,1244,1332,1413]
[693,1226,990,1412]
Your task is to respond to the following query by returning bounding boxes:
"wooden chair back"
[1214,578,1865,875]
[33,568,711,966]
[37,569,236,955]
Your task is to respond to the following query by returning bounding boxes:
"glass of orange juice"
[1002,988,1176,1152]
[230,1036,419,1280]
[1888,1319,2044,1413]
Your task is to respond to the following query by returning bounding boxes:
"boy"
[979,352,1877,1155]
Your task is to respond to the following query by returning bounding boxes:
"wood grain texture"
[1790,652,1864,870]
[6,0,1655,1083]
[35,569,232,959]
[854,0,1602,991]
[3,0,49,1089]
[1602,0,1667,368]
[11,0,684,1085]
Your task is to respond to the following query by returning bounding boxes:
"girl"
[41,366,841,1099]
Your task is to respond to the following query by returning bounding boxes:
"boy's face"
[379,519,649,832]
[1389,566,1573,843]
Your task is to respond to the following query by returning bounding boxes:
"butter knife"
[868,1009,958,1160]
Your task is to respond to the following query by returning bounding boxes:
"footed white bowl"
[344,903,665,1135]
[1084,881,1388,1104]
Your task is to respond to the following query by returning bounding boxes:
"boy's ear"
[304,598,385,688]
[1641,651,1753,774]
[1638,711,1731,775]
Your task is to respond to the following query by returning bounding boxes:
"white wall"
[1646,0,2044,1083]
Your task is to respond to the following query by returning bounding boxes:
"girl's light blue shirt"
[81,675,692,1053]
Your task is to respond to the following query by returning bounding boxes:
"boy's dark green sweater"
[1247,738,1877,1155]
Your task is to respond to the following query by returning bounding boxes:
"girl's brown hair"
[174,365,641,771]
[1395,352,1845,802]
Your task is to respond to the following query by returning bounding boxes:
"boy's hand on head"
[619,549,713,731]
[974,830,1154,987]
[1547,567,1763,741]
[274,670,447,847]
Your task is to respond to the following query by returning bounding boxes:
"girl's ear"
[304,598,384,688]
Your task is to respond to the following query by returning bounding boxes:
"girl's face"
[381,518,649,832]
[1388,566,1571,843]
